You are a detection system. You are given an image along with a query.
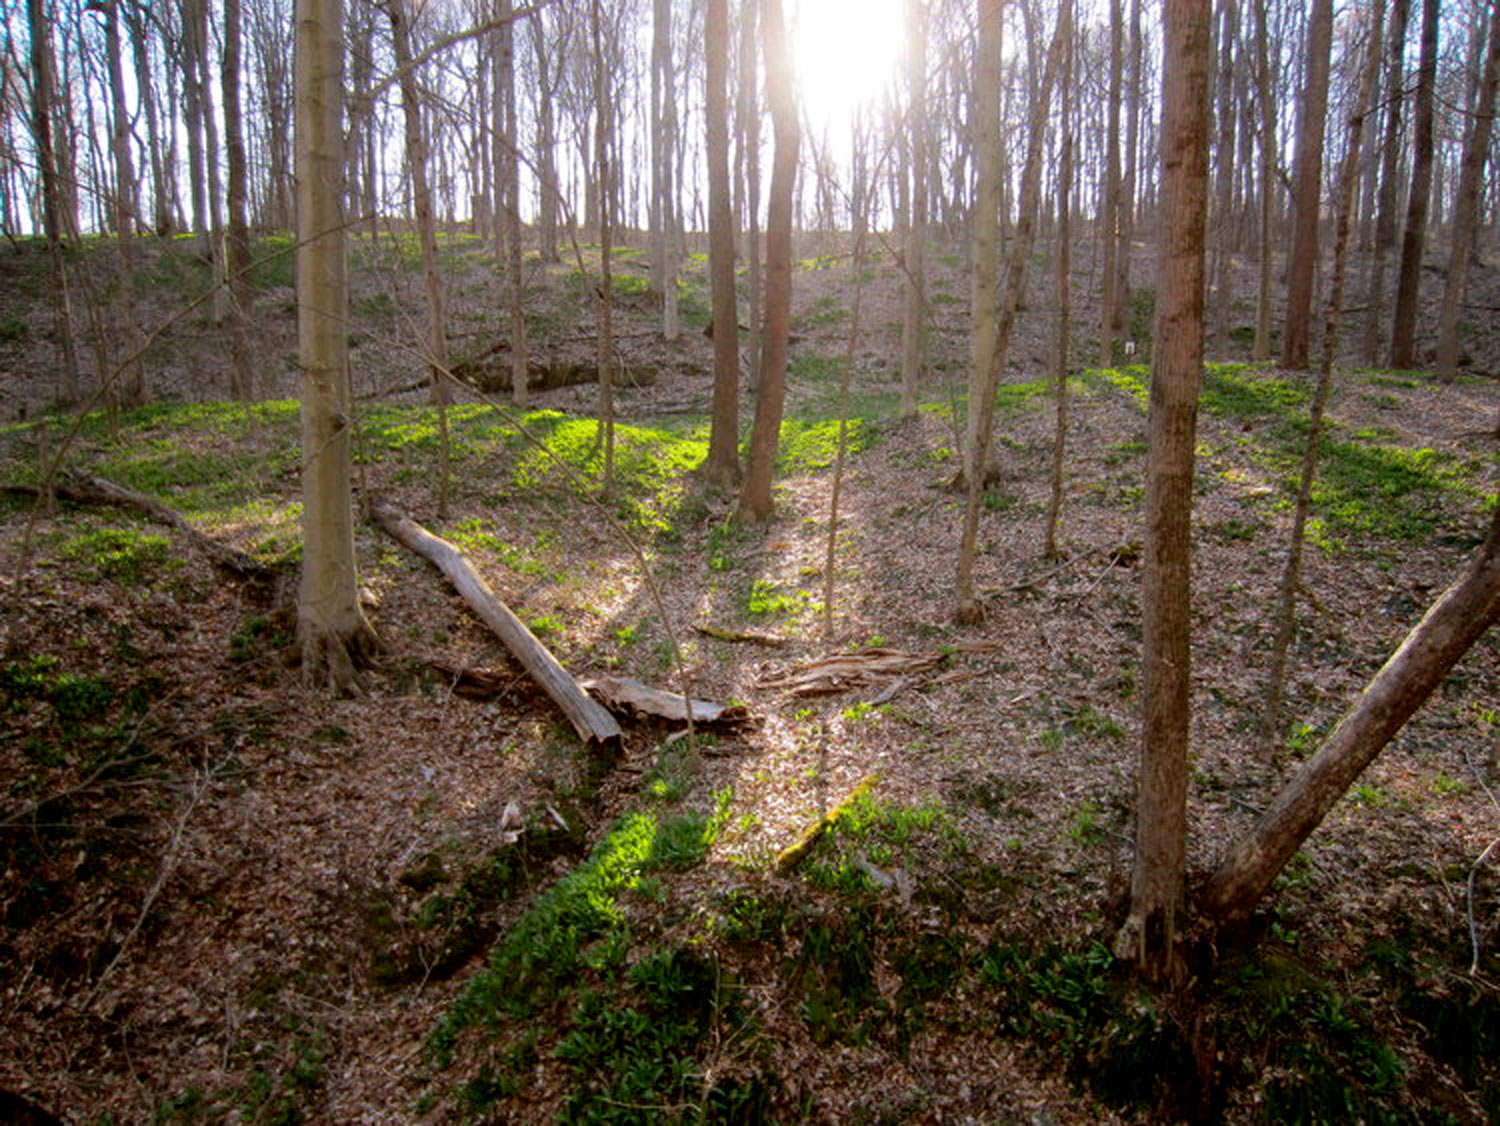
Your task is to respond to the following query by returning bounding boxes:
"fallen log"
[756,648,946,696]
[580,674,751,726]
[5,471,273,581]
[694,623,788,647]
[369,497,621,747]
[774,773,881,876]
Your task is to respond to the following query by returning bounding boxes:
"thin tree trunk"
[500,0,527,409]
[703,0,741,488]
[1205,504,1500,927]
[388,0,452,515]
[899,0,928,417]
[1044,9,1073,562]
[1361,0,1408,364]
[955,0,1065,624]
[736,0,798,523]
[1280,0,1333,371]
[127,4,170,236]
[1435,0,1500,384]
[1390,0,1439,370]
[1260,0,1385,757]
[1210,0,1238,355]
[529,13,561,263]
[1252,0,1276,361]
[962,0,1002,493]
[223,0,255,401]
[737,0,762,392]
[1114,0,1211,983]
[27,0,79,403]
[592,0,616,496]
[1113,0,1142,345]
[102,0,144,406]
[1099,0,1122,367]
[296,0,378,693]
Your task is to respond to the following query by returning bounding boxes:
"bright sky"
[790,0,908,132]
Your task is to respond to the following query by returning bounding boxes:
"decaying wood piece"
[427,661,530,700]
[580,674,751,726]
[370,497,621,747]
[7,471,273,580]
[757,648,947,696]
[774,772,881,876]
[695,623,788,646]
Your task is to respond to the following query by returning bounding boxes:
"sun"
[789,0,907,133]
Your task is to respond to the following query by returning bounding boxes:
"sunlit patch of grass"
[776,417,876,473]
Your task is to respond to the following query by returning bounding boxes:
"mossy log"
[773,773,881,877]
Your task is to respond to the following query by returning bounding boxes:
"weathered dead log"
[5,471,273,580]
[756,648,947,696]
[695,623,788,647]
[369,497,621,747]
[580,674,751,726]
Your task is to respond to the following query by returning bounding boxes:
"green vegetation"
[62,524,171,583]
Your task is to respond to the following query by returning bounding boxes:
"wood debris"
[756,647,948,696]
[580,674,752,726]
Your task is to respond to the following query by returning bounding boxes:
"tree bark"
[963,0,1002,492]
[1115,0,1211,983]
[370,499,622,747]
[703,0,741,487]
[1252,0,1277,361]
[1361,0,1411,365]
[591,0,616,495]
[899,0,928,417]
[1280,0,1333,371]
[1099,0,1122,367]
[102,0,145,405]
[1205,504,1500,926]
[736,0,763,391]
[296,0,378,694]
[1044,6,1073,562]
[736,0,798,523]
[1389,0,1439,370]
[955,0,1065,623]
[1435,0,1500,383]
[223,0,255,401]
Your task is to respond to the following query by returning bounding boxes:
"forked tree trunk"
[1206,504,1500,926]
[1390,0,1439,370]
[1435,0,1500,384]
[1114,0,1211,983]
[1259,0,1385,757]
[703,0,741,487]
[736,0,798,523]
[295,0,378,694]
[1280,0,1333,371]
[954,1,1064,623]
[899,0,928,417]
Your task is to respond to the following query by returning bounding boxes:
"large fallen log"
[579,674,751,727]
[369,497,621,747]
[5,470,274,581]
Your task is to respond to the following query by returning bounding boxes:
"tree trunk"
[126,4,170,236]
[955,0,1065,623]
[1435,0,1500,383]
[528,12,561,263]
[899,0,929,417]
[651,0,680,341]
[1280,0,1333,371]
[1115,0,1211,983]
[499,0,527,409]
[223,0,255,401]
[962,0,1002,492]
[1361,0,1409,364]
[703,0,741,488]
[1252,0,1277,361]
[1113,0,1142,346]
[1099,0,1122,367]
[1044,7,1073,562]
[591,0,616,495]
[27,0,80,403]
[1389,0,1440,370]
[296,0,378,694]
[736,0,762,392]
[102,0,144,406]
[1260,0,1386,757]
[1205,504,1500,927]
[736,0,798,523]
[1210,0,1238,355]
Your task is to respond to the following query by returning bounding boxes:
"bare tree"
[101,0,145,405]
[962,0,1002,493]
[296,0,379,692]
[1099,0,1122,367]
[736,0,799,523]
[1361,0,1411,364]
[1389,0,1439,370]
[223,0,255,401]
[1280,0,1333,371]
[1115,0,1211,983]
[899,0,929,417]
[1435,0,1500,384]
[1044,0,1074,561]
[703,0,741,488]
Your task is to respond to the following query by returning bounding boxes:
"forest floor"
[0,231,1499,1123]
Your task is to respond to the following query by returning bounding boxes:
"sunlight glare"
[790,0,906,132]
